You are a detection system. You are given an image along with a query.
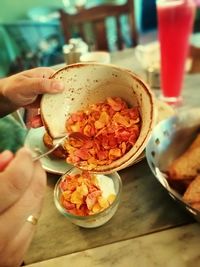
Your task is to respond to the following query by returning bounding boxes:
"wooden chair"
[189,45,200,73]
[59,0,138,51]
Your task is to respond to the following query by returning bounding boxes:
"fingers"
[22,67,64,92]
[0,161,46,267]
[30,77,64,95]
[1,226,35,267]
[1,221,36,267]
[2,67,64,108]
[22,67,55,79]
[22,77,64,108]
[0,160,46,242]
[27,114,43,128]
[0,148,34,213]
[0,150,14,171]
[27,95,42,108]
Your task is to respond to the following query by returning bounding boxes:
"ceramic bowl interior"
[146,108,200,222]
[41,63,156,173]
[54,168,122,228]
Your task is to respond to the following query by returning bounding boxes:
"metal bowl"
[146,107,200,222]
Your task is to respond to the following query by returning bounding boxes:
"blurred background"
[0,0,199,78]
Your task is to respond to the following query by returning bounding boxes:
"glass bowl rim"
[54,169,122,220]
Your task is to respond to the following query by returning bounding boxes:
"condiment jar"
[63,38,88,64]
[146,66,160,90]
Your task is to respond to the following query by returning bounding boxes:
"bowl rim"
[54,169,122,220]
[41,62,156,174]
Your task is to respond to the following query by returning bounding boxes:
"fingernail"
[52,81,64,92]
[0,150,13,160]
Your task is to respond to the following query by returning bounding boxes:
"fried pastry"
[183,175,200,208]
[168,134,200,180]
[43,132,68,159]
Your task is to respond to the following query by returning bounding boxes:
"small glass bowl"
[54,168,122,228]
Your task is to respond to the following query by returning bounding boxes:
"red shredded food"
[63,97,141,170]
[60,171,115,216]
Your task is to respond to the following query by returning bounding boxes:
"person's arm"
[0,78,19,117]
[0,148,46,267]
[0,67,64,266]
[0,67,64,117]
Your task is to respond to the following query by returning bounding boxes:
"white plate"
[24,127,72,175]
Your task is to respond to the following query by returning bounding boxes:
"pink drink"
[157,0,195,103]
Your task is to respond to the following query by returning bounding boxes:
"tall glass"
[156,0,196,105]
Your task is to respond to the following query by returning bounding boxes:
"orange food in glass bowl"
[54,167,122,228]
[64,97,141,170]
[59,171,116,216]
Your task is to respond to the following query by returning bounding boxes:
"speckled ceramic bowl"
[41,63,156,173]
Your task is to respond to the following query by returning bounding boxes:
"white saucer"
[25,127,72,175]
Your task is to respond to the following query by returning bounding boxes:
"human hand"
[0,148,46,267]
[0,67,64,108]
[0,150,14,171]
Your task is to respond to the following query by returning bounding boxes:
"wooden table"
[25,49,200,267]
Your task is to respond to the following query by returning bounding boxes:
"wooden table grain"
[24,49,199,265]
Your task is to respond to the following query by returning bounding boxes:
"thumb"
[30,78,64,95]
